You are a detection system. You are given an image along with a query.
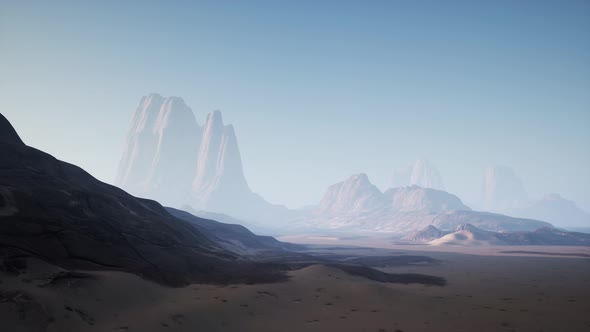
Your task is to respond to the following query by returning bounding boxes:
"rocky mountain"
[167,207,303,255]
[115,94,201,206]
[507,194,590,228]
[390,159,444,190]
[191,111,249,207]
[115,94,289,222]
[316,174,387,216]
[428,224,590,246]
[0,112,289,286]
[402,225,448,242]
[385,185,470,213]
[306,174,552,234]
[482,165,527,212]
[315,175,462,217]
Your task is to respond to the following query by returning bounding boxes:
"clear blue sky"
[1,0,589,209]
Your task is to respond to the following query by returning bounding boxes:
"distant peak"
[205,110,224,127]
[349,173,369,181]
[212,109,223,119]
[163,96,186,105]
[223,124,236,136]
[0,113,25,145]
[159,97,192,117]
[344,173,374,186]
[143,93,164,102]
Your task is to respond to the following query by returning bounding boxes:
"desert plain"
[1,243,589,332]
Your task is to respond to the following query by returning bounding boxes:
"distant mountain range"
[481,166,590,228]
[505,194,590,228]
[298,174,552,234]
[114,93,588,231]
[404,224,590,246]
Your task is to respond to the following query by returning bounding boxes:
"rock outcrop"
[390,159,444,190]
[316,174,387,216]
[115,94,201,206]
[115,94,289,222]
[0,113,24,145]
[482,165,527,211]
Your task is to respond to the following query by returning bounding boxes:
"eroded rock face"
[115,95,288,222]
[115,94,201,206]
[191,112,251,211]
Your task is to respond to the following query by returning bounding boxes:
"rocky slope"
[0,112,289,286]
[167,207,302,255]
[507,194,590,228]
[316,174,387,215]
[385,185,470,213]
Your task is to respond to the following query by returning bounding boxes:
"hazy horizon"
[1,0,589,210]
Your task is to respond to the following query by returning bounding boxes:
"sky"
[1,0,589,210]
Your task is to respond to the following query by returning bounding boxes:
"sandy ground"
[1,247,589,332]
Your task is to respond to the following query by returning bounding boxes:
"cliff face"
[116,94,288,221]
[116,94,201,206]
[191,112,251,210]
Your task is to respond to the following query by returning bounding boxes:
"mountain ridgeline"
[115,94,585,232]
[303,173,553,234]
[0,112,297,286]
